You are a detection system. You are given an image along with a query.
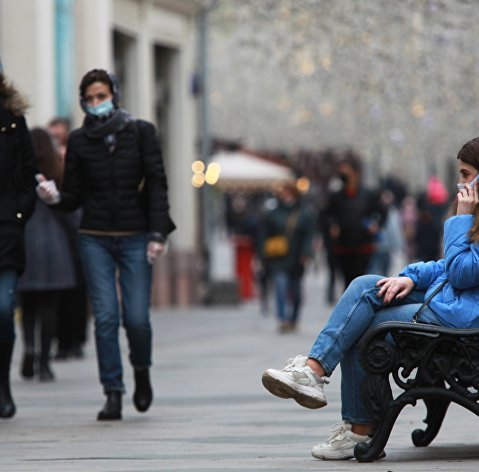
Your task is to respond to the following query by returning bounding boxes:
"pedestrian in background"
[317,200,337,305]
[368,188,405,276]
[415,175,449,261]
[400,195,418,262]
[323,151,385,290]
[0,59,37,418]
[47,116,70,160]
[17,128,79,382]
[36,69,176,421]
[260,182,315,333]
[47,116,89,360]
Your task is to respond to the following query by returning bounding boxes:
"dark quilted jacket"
[0,105,37,273]
[59,119,175,236]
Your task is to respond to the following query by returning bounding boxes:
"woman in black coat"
[37,69,176,421]
[0,61,37,418]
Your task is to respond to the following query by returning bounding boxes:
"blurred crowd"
[9,125,452,362]
[224,148,451,333]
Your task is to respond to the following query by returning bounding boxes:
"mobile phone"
[457,174,479,190]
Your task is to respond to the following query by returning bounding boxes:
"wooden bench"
[354,321,479,462]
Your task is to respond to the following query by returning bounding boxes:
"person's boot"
[0,381,15,418]
[97,391,122,421]
[38,361,55,382]
[20,352,35,379]
[0,341,16,418]
[133,367,153,412]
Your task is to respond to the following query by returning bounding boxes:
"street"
[1,269,479,472]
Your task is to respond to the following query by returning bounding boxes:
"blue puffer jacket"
[400,215,479,328]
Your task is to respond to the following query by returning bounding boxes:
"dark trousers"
[272,270,304,324]
[20,291,60,363]
[56,286,88,353]
[336,253,372,291]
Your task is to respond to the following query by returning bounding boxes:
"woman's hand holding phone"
[457,174,479,215]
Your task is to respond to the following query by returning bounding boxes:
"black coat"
[17,202,79,291]
[0,105,37,273]
[325,186,384,250]
[58,119,175,236]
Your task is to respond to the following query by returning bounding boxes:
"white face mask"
[457,174,479,190]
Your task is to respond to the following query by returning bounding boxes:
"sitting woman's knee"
[350,274,383,289]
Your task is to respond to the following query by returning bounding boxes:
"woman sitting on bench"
[262,136,479,461]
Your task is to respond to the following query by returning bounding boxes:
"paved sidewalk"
[1,270,479,471]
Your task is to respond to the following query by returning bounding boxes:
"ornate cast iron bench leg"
[354,373,402,462]
[354,405,402,462]
[412,398,450,447]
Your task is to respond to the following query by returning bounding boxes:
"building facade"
[0,0,203,306]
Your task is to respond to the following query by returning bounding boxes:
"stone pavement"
[1,270,479,471]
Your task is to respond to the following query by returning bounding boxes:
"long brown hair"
[30,127,63,189]
[454,137,479,243]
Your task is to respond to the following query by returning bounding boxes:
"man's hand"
[376,276,414,304]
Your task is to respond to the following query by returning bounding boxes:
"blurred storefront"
[0,0,202,306]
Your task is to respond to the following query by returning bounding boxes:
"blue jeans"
[308,274,442,425]
[79,233,153,393]
[272,271,302,323]
[0,269,18,342]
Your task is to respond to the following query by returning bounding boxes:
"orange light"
[192,160,205,174]
[192,173,205,188]
[297,177,310,193]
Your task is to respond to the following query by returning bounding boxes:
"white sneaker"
[311,423,386,460]
[262,355,328,409]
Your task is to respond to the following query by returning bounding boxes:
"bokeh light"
[205,162,221,185]
[192,173,205,188]
[192,160,205,174]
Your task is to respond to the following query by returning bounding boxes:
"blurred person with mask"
[324,151,385,290]
[0,58,37,418]
[260,181,315,333]
[36,69,176,421]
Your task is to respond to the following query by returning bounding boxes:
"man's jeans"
[308,274,442,425]
[0,269,18,342]
[79,233,153,393]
